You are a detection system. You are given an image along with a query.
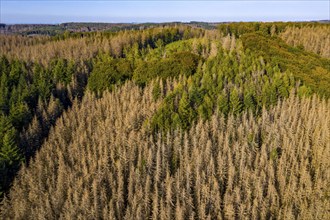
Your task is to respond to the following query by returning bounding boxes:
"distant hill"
[0,22,215,35]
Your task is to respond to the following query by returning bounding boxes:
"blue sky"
[0,1,329,24]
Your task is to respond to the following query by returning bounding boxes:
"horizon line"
[2,19,330,25]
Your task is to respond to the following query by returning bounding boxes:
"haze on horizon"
[0,0,329,24]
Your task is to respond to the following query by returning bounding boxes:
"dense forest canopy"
[0,22,329,219]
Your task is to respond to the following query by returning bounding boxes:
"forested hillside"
[0,22,329,219]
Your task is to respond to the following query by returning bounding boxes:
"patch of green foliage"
[133,52,200,87]
[241,32,330,97]
[87,55,134,94]
[218,22,329,37]
[150,48,297,132]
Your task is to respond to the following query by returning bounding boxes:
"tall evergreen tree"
[229,88,242,115]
